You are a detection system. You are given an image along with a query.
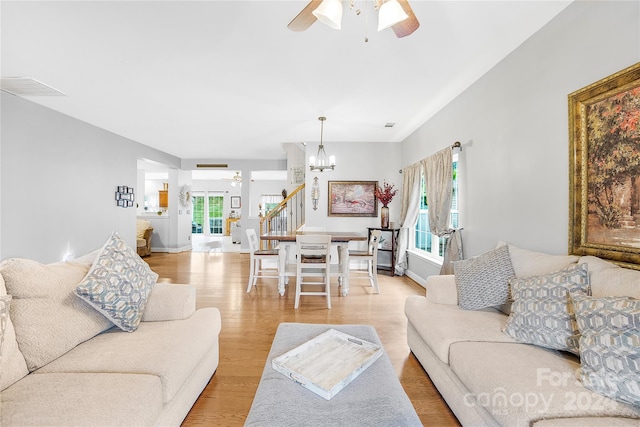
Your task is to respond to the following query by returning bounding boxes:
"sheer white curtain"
[394,163,422,276]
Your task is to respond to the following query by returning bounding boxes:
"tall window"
[414,156,458,260]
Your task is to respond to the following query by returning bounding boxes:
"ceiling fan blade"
[392,0,420,38]
[287,0,323,32]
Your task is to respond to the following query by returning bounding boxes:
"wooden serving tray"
[272,328,383,400]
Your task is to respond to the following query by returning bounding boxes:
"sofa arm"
[425,274,458,305]
[142,283,196,322]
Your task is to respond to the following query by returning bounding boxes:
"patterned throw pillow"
[503,263,590,354]
[75,232,158,332]
[453,245,515,310]
[572,293,640,406]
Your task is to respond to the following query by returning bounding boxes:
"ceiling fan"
[288,0,419,38]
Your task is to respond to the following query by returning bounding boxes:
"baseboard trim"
[405,269,427,289]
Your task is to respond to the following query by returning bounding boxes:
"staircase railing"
[260,183,305,249]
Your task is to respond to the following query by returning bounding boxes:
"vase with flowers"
[374,181,397,229]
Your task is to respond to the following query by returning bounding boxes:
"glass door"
[192,193,205,234]
[192,192,224,235]
[208,194,223,234]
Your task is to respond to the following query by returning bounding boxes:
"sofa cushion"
[1,372,162,426]
[571,293,640,406]
[449,341,640,427]
[503,263,590,355]
[75,232,158,332]
[425,274,458,305]
[497,242,579,278]
[453,245,515,310]
[0,277,28,391]
[141,282,196,322]
[37,307,221,404]
[0,257,113,372]
[0,295,10,384]
[404,295,515,364]
[578,256,640,299]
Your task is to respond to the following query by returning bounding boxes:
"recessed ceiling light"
[385,123,395,128]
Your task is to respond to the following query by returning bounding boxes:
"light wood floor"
[146,251,460,426]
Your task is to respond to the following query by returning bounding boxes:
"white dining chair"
[348,229,382,294]
[246,228,279,293]
[295,234,332,309]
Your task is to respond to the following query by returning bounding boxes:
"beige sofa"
[0,248,221,426]
[405,243,640,426]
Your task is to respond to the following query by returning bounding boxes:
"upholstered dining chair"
[246,228,279,293]
[295,234,332,309]
[348,229,382,294]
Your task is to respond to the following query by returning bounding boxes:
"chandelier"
[230,171,242,187]
[309,116,335,172]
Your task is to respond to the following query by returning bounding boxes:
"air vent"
[0,77,66,96]
[384,123,396,128]
[196,163,228,168]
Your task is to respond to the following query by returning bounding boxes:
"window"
[413,156,458,260]
[259,194,284,217]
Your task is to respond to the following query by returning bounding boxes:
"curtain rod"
[399,141,461,173]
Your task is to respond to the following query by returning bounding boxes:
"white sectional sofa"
[405,243,640,426]
[0,236,221,427]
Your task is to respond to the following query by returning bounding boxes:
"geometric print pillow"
[503,263,590,355]
[453,245,515,310]
[571,293,640,406]
[75,232,158,332]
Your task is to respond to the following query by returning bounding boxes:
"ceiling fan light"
[312,0,343,30]
[377,0,408,31]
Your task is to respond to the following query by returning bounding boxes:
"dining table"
[260,231,367,297]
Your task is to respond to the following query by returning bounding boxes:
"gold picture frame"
[569,62,640,268]
[328,181,378,217]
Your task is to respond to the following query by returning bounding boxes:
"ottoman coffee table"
[244,323,422,426]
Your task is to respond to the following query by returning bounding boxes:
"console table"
[224,218,239,236]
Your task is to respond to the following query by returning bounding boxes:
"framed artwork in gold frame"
[569,62,640,268]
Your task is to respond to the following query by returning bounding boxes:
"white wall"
[401,1,640,280]
[305,140,402,252]
[1,92,180,263]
